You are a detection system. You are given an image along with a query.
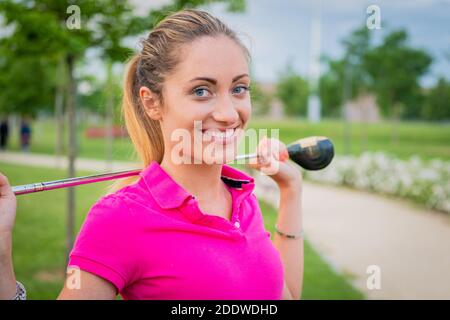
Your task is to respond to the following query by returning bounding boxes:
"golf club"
[12,136,334,196]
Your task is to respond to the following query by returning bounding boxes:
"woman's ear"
[139,86,162,121]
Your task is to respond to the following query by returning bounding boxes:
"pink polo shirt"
[68,160,284,300]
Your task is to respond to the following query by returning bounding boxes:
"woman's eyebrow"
[188,73,249,85]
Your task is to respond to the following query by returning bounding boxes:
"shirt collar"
[140,160,255,210]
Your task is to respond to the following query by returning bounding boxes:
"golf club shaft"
[12,153,259,196]
[12,135,335,196]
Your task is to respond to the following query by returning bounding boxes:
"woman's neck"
[159,156,226,201]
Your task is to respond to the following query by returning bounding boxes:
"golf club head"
[286,136,334,170]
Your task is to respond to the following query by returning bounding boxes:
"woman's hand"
[0,172,16,235]
[0,172,18,300]
[248,138,304,300]
[247,137,302,190]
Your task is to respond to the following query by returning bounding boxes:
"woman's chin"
[191,145,237,165]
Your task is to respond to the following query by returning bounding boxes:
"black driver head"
[286,136,334,170]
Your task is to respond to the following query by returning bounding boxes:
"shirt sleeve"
[68,194,138,294]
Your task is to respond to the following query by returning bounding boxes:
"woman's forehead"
[171,36,249,82]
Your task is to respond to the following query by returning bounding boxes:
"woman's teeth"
[202,128,236,141]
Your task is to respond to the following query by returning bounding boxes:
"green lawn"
[248,118,450,161]
[5,118,450,162]
[1,162,363,300]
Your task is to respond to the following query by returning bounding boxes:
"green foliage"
[422,77,450,121]
[0,0,123,117]
[276,66,309,116]
[340,26,372,98]
[318,26,372,118]
[250,82,272,116]
[146,0,245,27]
[363,30,432,118]
[318,59,345,117]
[320,26,434,121]
[0,54,55,116]
[78,73,122,121]
[0,1,62,115]
[0,0,246,118]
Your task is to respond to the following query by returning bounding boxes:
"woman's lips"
[201,127,239,144]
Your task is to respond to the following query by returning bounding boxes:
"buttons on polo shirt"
[234,221,240,229]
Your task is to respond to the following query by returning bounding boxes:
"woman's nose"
[212,95,240,123]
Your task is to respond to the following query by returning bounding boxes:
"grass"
[1,162,363,300]
[4,117,450,162]
[2,163,113,299]
[7,119,137,162]
[248,118,450,161]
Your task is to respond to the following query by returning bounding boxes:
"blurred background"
[0,0,449,299]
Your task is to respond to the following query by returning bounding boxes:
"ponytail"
[106,55,164,194]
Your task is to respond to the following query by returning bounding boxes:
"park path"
[1,150,450,299]
[0,150,140,172]
[253,173,450,300]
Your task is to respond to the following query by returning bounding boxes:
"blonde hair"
[108,9,251,193]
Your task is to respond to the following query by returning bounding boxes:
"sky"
[82,0,450,88]
[128,0,450,87]
[0,0,448,87]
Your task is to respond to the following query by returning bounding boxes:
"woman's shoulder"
[86,192,130,224]
[88,178,161,220]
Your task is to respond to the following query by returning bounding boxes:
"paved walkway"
[0,150,140,172]
[252,172,450,300]
[1,150,450,299]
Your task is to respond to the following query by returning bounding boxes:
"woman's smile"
[200,124,241,145]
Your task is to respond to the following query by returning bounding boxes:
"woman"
[0,9,303,300]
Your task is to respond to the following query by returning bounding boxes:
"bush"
[305,152,450,214]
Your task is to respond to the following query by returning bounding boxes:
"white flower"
[303,151,450,214]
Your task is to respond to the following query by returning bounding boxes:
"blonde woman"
[0,9,303,300]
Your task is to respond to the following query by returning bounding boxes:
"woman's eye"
[192,87,210,97]
[233,85,250,94]
[191,85,250,98]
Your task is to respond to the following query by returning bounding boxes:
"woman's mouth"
[201,127,240,144]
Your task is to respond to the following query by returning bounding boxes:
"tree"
[250,82,272,116]
[364,30,432,143]
[0,4,60,118]
[317,27,373,153]
[276,65,309,117]
[318,58,345,118]
[0,53,55,117]
[422,77,450,121]
[319,26,373,114]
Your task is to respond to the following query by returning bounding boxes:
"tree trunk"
[391,103,400,147]
[55,57,65,163]
[65,54,77,262]
[105,61,114,171]
[7,114,16,149]
[360,100,368,153]
[342,61,353,155]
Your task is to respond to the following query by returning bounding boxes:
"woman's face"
[144,35,251,165]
